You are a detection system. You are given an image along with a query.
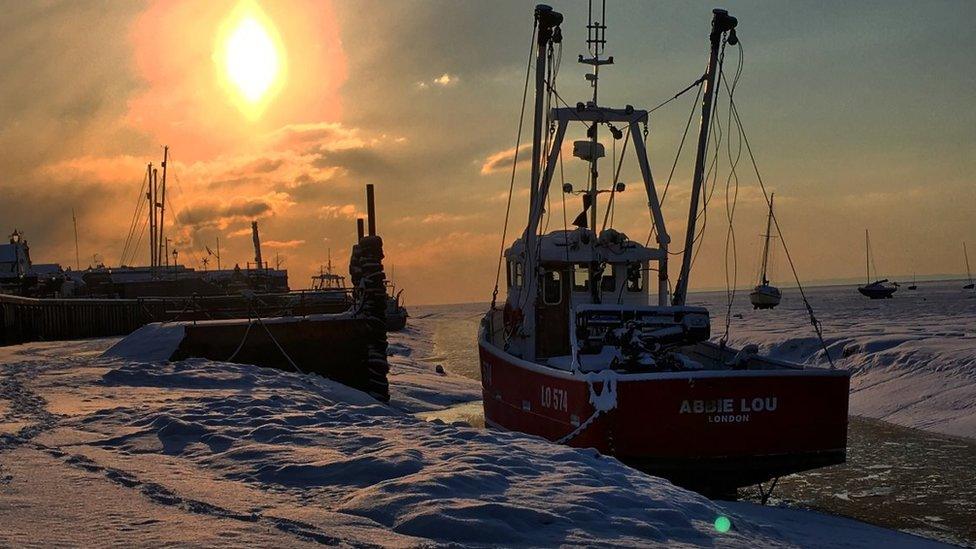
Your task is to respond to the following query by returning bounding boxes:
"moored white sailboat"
[478,5,849,497]
[858,229,897,299]
[750,193,782,309]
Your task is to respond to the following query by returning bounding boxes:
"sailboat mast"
[72,208,80,270]
[865,229,871,284]
[146,163,155,271]
[672,9,738,306]
[759,193,774,286]
[965,242,972,283]
[158,146,168,273]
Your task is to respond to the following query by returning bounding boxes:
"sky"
[0,0,973,305]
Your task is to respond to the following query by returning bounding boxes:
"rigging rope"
[648,73,707,115]
[646,81,704,247]
[120,170,150,265]
[129,213,150,267]
[165,149,204,268]
[682,37,729,272]
[720,40,745,344]
[600,128,630,232]
[490,22,537,310]
[723,41,836,369]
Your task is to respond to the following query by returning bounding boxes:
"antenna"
[578,0,613,250]
[579,0,613,103]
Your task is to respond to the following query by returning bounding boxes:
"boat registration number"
[541,386,569,412]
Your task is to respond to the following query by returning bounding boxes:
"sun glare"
[216,2,285,118]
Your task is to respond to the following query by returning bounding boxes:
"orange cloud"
[480,144,532,175]
[263,239,305,248]
[319,204,362,220]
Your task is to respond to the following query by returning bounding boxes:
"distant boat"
[907,272,917,291]
[964,242,975,290]
[857,229,896,299]
[749,193,781,309]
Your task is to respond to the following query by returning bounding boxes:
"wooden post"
[366,184,377,237]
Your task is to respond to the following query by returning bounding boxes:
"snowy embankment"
[0,332,946,547]
[699,282,976,439]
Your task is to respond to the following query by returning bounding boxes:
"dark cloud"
[247,158,285,174]
[178,198,276,228]
[313,147,400,179]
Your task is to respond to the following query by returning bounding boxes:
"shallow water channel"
[412,304,976,547]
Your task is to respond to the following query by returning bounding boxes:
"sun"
[216,1,286,118]
[226,17,278,102]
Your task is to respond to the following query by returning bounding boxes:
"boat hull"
[479,341,849,494]
[858,286,896,299]
[749,285,781,309]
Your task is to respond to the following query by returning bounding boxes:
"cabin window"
[627,263,643,292]
[542,271,562,304]
[506,261,513,288]
[513,262,524,288]
[573,264,589,292]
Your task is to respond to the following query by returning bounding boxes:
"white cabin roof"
[505,228,663,264]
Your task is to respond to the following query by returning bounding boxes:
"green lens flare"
[714,515,732,533]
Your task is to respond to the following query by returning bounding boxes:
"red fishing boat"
[479,5,849,497]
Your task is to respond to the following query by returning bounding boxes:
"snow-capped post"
[349,185,390,403]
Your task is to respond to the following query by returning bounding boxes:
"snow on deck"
[0,329,949,547]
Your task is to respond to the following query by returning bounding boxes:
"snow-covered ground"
[0,328,950,546]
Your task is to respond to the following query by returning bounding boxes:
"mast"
[759,193,774,286]
[581,0,611,231]
[146,163,155,271]
[672,9,738,306]
[72,208,80,270]
[158,146,168,273]
[529,5,561,212]
[965,242,973,283]
[519,4,563,362]
[865,229,871,284]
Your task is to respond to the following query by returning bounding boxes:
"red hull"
[480,341,850,492]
